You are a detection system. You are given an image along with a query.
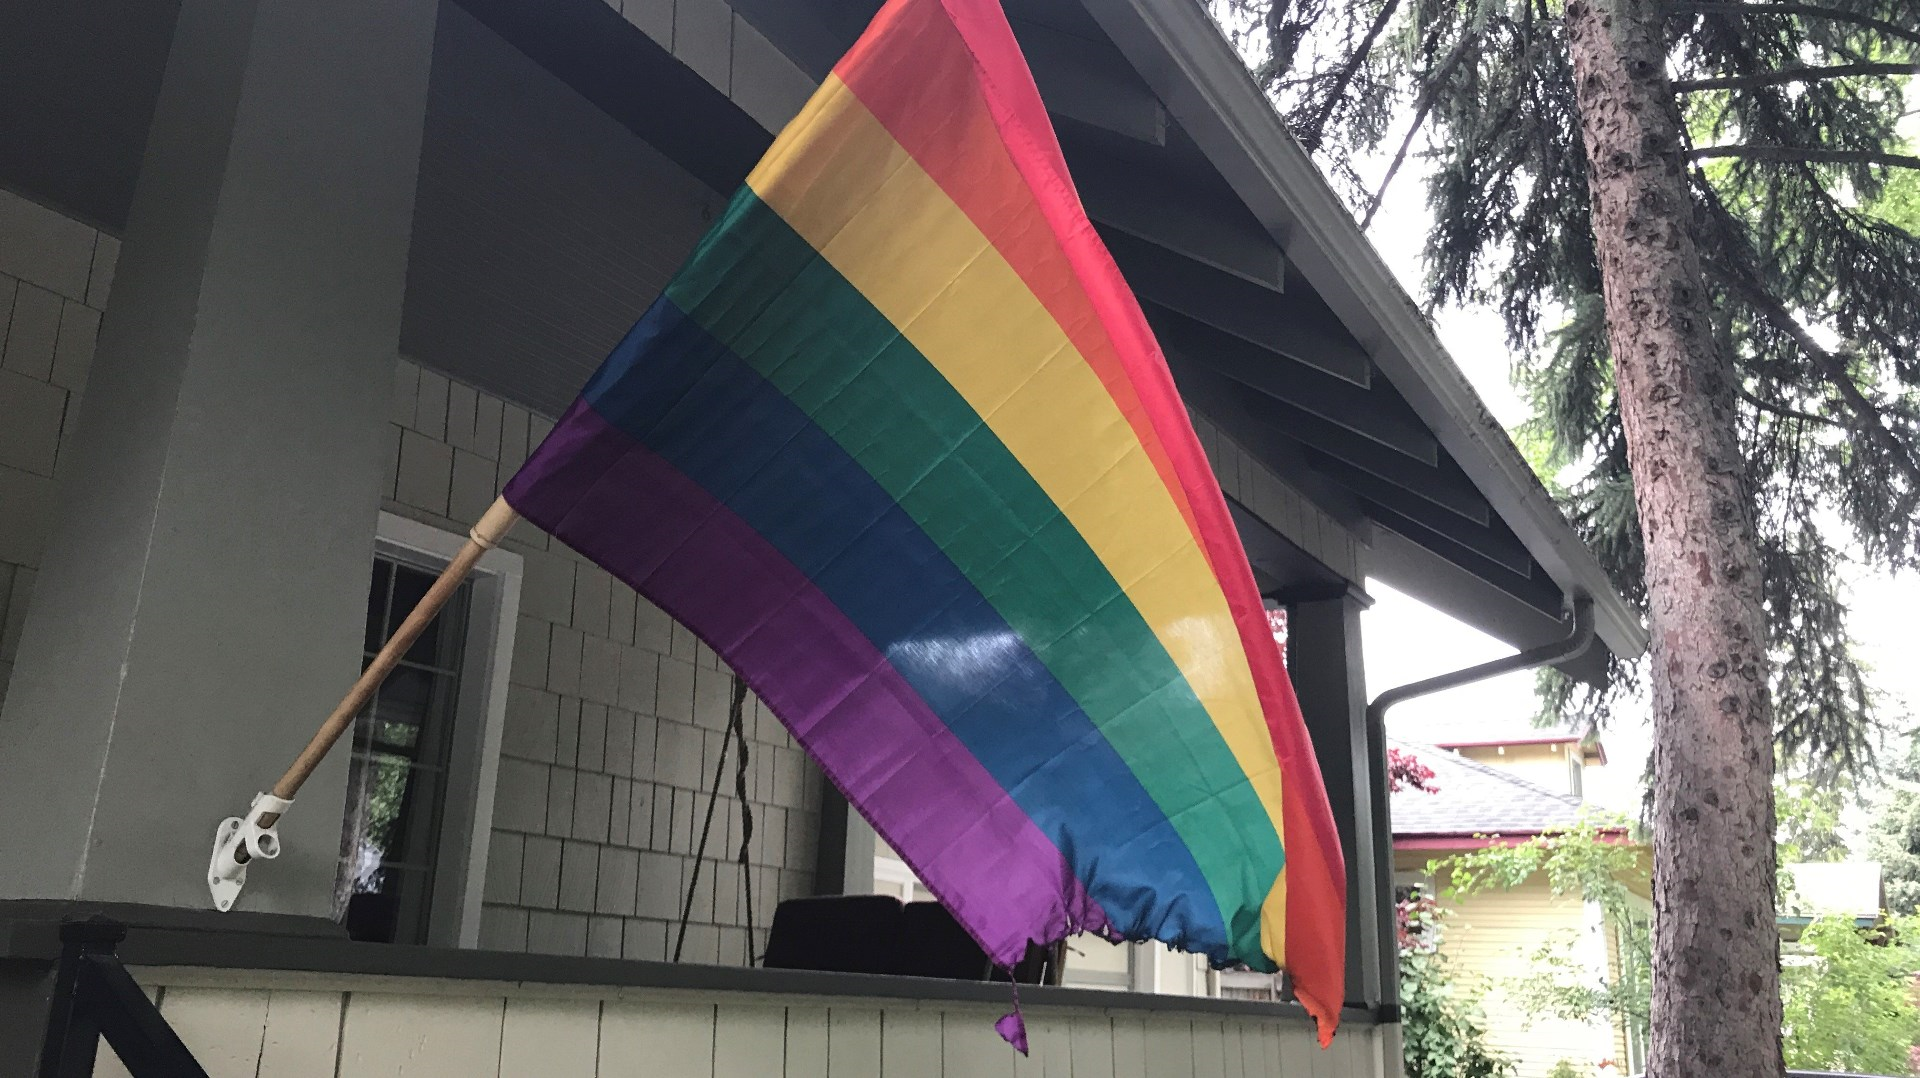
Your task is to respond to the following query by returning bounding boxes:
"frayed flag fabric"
[503,0,1347,1043]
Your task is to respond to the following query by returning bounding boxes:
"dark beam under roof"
[1101,227,1372,386]
[1151,308,1435,463]
[1012,17,1166,145]
[1228,498,1351,604]
[1301,450,1535,576]
[1060,125,1287,290]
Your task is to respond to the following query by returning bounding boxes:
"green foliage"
[1437,816,1652,1039]
[1212,0,1920,769]
[1871,166,1920,234]
[1398,892,1517,1078]
[1869,735,1920,915]
[1782,914,1920,1074]
[1776,773,1851,866]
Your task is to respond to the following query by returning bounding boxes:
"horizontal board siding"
[93,971,1375,1077]
[1436,871,1619,1078]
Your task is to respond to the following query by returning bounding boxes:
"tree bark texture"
[1563,2,1784,1076]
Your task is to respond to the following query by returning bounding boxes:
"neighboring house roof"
[1433,734,1608,766]
[1391,740,1611,847]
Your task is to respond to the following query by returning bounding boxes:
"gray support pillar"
[1288,592,1396,1011]
[0,0,439,917]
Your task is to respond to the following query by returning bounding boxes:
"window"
[334,512,522,947]
[338,554,473,943]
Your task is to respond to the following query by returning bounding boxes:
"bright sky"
[1351,153,1920,817]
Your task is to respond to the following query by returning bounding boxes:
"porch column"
[0,0,439,918]
[1288,591,1397,1011]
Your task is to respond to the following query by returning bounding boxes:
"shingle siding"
[0,186,113,708]
[385,355,826,964]
[1191,410,1366,583]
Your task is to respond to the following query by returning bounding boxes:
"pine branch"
[1296,0,1404,153]
[1710,257,1920,496]
[1671,3,1920,49]
[1672,62,1920,93]
[1686,130,1920,494]
[1688,145,1920,170]
[1735,384,1844,429]
[1359,29,1480,229]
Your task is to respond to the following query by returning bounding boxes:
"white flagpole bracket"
[208,792,292,912]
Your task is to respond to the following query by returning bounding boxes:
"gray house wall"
[0,2,830,965]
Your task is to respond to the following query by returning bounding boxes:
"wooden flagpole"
[213,496,520,890]
[268,495,521,806]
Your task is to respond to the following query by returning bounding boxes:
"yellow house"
[1431,731,1607,801]
[1391,738,1646,1078]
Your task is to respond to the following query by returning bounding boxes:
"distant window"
[337,554,474,944]
[1569,752,1585,799]
[1394,870,1436,913]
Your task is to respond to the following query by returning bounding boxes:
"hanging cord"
[730,679,757,964]
[672,674,747,963]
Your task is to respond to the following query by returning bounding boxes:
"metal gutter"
[1370,599,1597,725]
[1078,0,1649,661]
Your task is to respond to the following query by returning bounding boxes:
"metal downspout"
[1357,596,1597,1022]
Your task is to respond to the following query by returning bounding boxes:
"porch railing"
[36,919,208,1078]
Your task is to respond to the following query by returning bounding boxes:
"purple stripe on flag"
[506,401,1112,962]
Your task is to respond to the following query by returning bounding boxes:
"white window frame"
[871,849,922,903]
[373,510,522,949]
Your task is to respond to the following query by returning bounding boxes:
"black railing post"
[37,918,120,1078]
[37,917,208,1078]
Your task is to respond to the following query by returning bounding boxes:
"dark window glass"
[337,553,472,944]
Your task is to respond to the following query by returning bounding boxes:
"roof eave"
[1080,0,1648,661]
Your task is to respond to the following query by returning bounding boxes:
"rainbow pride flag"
[504,0,1346,1042]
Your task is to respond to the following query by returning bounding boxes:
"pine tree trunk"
[1562,1,1784,1075]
